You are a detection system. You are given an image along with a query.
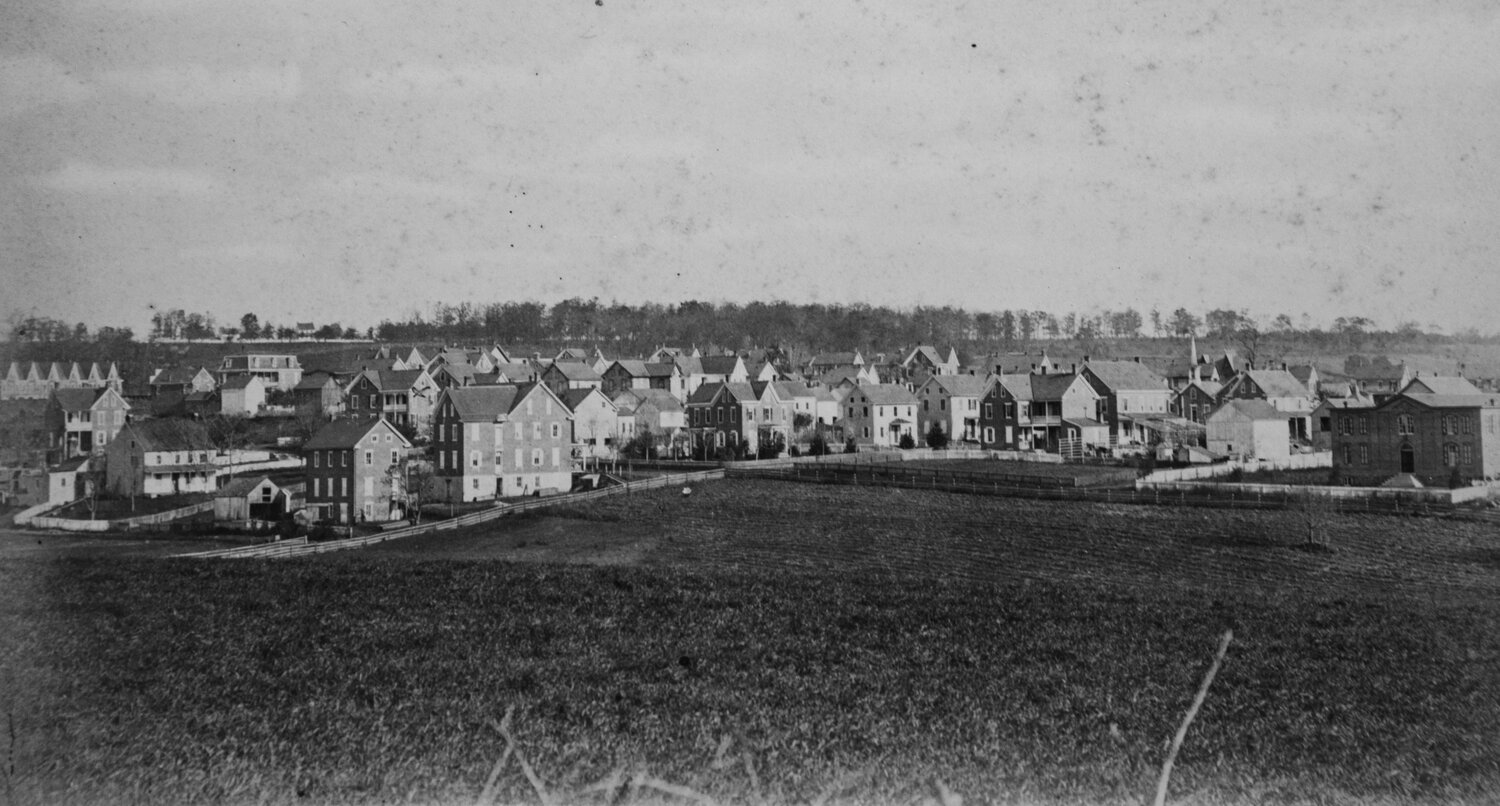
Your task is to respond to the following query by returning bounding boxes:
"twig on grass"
[632,772,720,805]
[481,705,553,806]
[1152,629,1234,806]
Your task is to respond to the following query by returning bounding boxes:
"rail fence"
[726,464,1476,516]
[174,469,725,559]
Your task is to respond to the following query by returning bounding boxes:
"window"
[940,399,946,410]
[391,450,398,465]
[1359,445,1368,464]
[551,423,560,439]
[1342,445,1352,464]
[984,403,993,419]
[364,450,372,466]
[1397,414,1414,435]
[1461,444,1473,465]
[314,453,320,468]
[470,450,480,468]
[1358,416,1368,435]
[532,449,542,466]
[1444,443,1459,467]
[471,478,479,490]
[533,422,540,439]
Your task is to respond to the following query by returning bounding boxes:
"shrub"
[809,433,829,456]
[925,422,949,450]
[899,433,916,450]
[844,437,858,454]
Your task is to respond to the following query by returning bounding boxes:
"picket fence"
[175,469,725,560]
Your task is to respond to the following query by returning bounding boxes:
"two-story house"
[902,345,962,382]
[1172,379,1224,427]
[685,381,791,456]
[601,360,687,401]
[345,369,437,434]
[562,387,619,462]
[105,419,219,498]
[979,372,1104,453]
[46,387,131,458]
[431,383,574,501]
[294,371,346,418]
[541,361,604,399]
[303,417,412,523]
[1080,360,1172,446]
[841,383,919,448]
[914,374,990,444]
[148,366,217,397]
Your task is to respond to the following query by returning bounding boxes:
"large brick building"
[1330,377,1500,486]
[303,417,412,523]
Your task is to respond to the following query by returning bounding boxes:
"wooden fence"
[727,464,1474,516]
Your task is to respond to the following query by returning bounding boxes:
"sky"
[2,0,1498,335]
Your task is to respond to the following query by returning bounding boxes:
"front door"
[1400,444,1415,473]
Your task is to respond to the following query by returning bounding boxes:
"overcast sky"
[3,1,1497,334]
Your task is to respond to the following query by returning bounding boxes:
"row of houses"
[1,361,122,400]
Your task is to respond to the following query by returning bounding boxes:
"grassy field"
[3,479,1499,805]
[858,458,1137,485]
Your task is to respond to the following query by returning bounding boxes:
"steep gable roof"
[995,374,1032,401]
[1031,372,1085,401]
[613,388,685,412]
[561,387,613,412]
[51,387,104,411]
[698,355,744,375]
[215,475,277,498]
[442,385,521,421]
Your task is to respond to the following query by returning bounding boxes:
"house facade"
[217,353,303,391]
[1080,360,1171,445]
[105,419,219,498]
[1205,400,1290,461]
[601,360,686,401]
[1330,382,1499,485]
[219,375,267,416]
[46,387,131,458]
[915,374,989,444]
[430,383,574,502]
[978,372,1104,453]
[841,384,919,448]
[303,417,412,523]
[345,369,437,433]
[562,387,619,461]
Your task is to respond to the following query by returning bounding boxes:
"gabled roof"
[1208,399,1284,421]
[442,385,521,422]
[1083,360,1166,392]
[120,418,218,452]
[1401,376,1482,396]
[904,345,957,368]
[545,362,602,382]
[554,347,591,362]
[1178,378,1223,397]
[304,417,410,449]
[687,382,727,406]
[849,383,918,405]
[770,380,814,399]
[51,387,105,411]
[995,374,1032,401]
[1238,369,1313,399]
[354,369,431,392]
[1396,393,1500,410]
[1031,372,1085,401]
[215,475,277,498]
[295,373,339,391]
[1287,365,1319,387]
[613,388,685,412]
[922,374,990,397]
[561,387,613,412]
[698,355,744,376]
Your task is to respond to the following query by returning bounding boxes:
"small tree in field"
[925,422,949,450]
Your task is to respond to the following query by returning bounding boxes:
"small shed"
[213,475,289,521]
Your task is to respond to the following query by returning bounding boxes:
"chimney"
[1282,361,1288,371]
[1133,356,1140,363]
[1071,363,1077,374]
[1031,363,1037,372]
[1083,355,1091,363]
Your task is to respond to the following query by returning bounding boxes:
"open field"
[856,458,1138,486]
[376,479,1500,604]
[3,480,1499,804]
